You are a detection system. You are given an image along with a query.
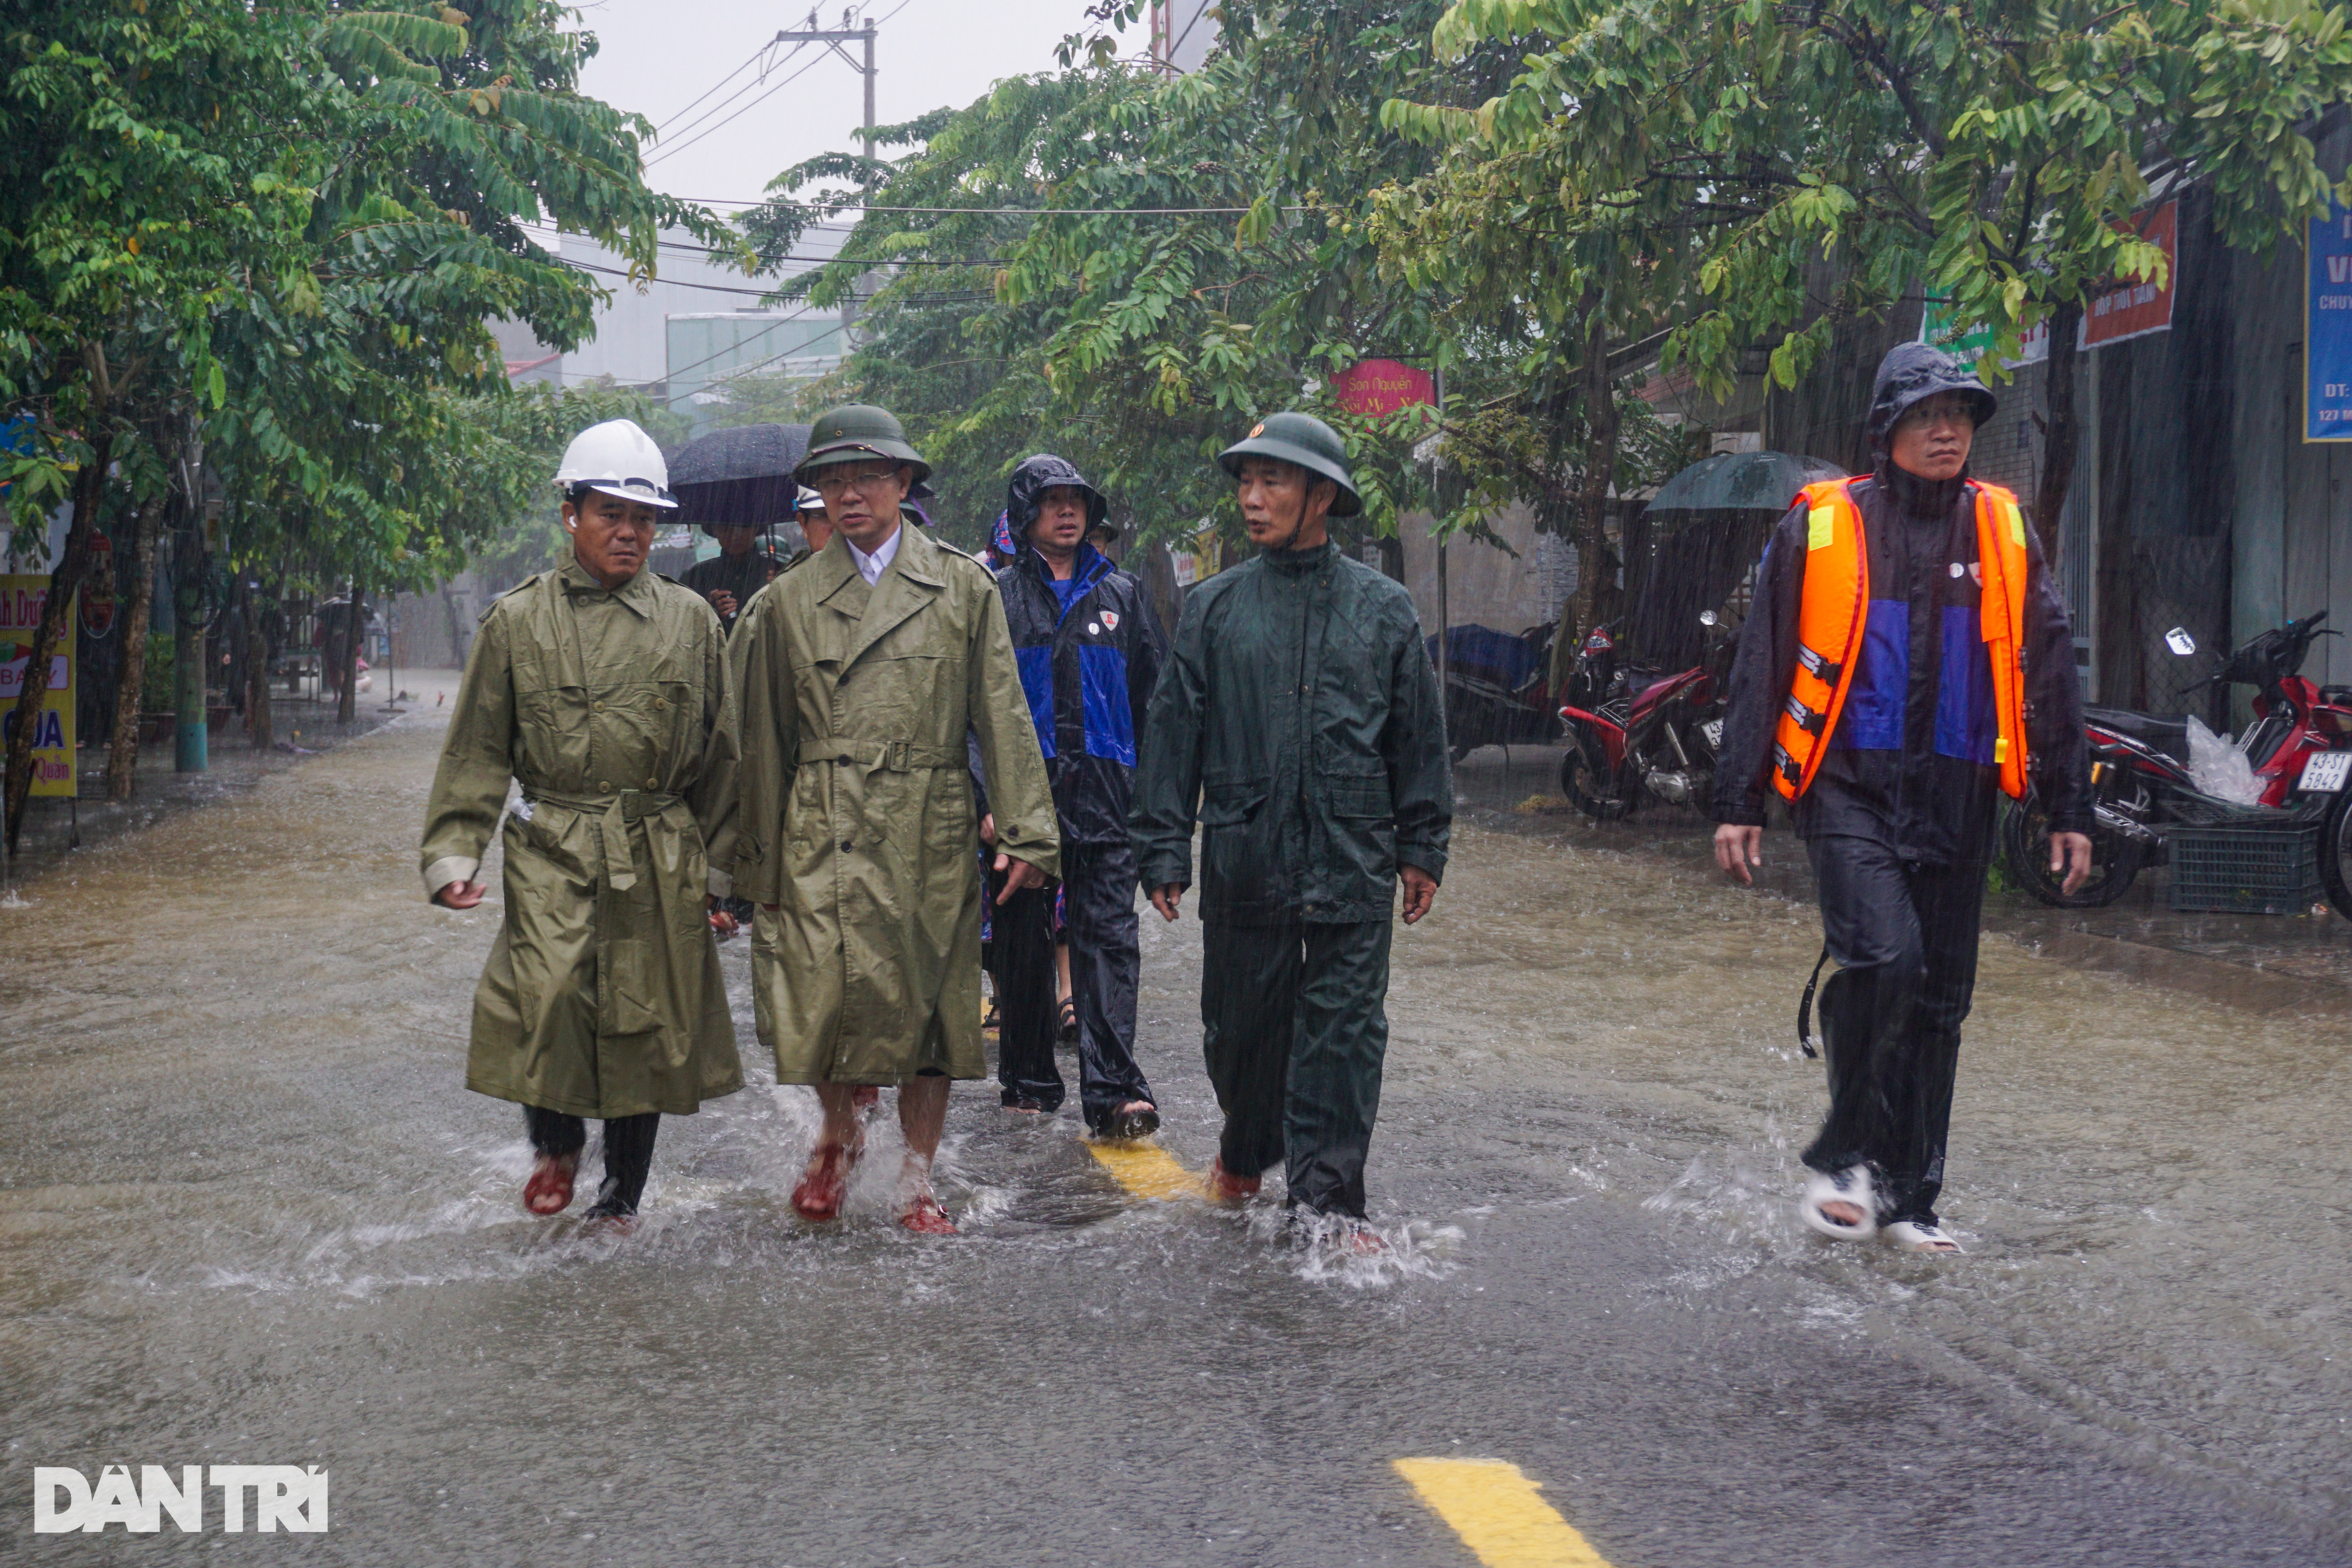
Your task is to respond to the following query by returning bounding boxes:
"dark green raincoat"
[1130,542,1452,920]
[1130,539,1451,1216]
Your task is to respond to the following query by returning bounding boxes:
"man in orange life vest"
[1711,343,2094,1254]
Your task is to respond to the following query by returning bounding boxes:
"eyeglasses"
[810,466,903,496]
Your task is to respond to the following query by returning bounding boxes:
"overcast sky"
[574,0,1101,212]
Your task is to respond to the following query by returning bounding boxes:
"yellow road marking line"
[1084,1139,1199,1201]
[1393,1458,1615,1568]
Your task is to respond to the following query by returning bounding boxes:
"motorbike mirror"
[2164,627,2197,657]
[1699,610,1719,628]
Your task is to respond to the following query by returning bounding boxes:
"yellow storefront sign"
[1,575,76,797]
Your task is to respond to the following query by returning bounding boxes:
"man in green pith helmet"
[726,403,1059,1235]
[1130,411,1453,1233]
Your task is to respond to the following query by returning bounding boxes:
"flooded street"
[3,708,2346,1564]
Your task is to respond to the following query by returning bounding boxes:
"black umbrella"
[1622,450,1847,668]
[667,423,810,526]
[1646,449,1844,512]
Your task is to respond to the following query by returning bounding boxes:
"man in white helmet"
[419,418,745,1227]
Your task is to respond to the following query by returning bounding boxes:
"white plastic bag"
[2184,714,2263,805]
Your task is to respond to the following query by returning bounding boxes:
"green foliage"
[0,0,725,597]
[741,2,1635,552]
[1388,0,2352,397]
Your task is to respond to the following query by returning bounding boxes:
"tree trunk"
[2031,299,2083,572]
[5,434,112,852]
[105,487,164,802]
[1559,303,1621,688]
[246,579,273,750]
[337,572,361,724]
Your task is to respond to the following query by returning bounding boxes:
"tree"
[4,0,717,832]
[741,2,1550,554]
[1387,0,2352,561]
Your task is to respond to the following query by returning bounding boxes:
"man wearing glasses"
[726,404,1059,1234]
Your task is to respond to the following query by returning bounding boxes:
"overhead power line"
[667,200,1315,216]
[647,50,831,169]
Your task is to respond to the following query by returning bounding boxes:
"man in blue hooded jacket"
[994,454,1166,1139]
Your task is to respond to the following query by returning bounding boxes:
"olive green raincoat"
[728,524,1058,1083]
[419,561,743,1118]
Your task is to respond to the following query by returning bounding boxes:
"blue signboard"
[2307,199,2352,440]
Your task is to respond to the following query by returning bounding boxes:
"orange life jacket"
[1771,477,2032,802]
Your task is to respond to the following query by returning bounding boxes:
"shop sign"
[2079,200,2177,350]
[2306,197,2352,441]
[1333,359,1435,417]
[0,574,76,797]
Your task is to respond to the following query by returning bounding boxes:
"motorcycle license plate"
[2299,752,2352,793]
[1699,718,1724,749]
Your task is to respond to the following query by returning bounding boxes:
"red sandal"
[523,1153,579,1216]
[791,1136,864,1222]
[1206,1158,1261,1205]
[899,1194,957,1235]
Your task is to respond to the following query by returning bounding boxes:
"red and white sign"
[2080,200,2177,350]
[1333,359,1435,417]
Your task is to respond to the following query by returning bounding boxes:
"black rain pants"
[1201,918,1392,1218]
[996,842,1154,1131]
[526,1105,661,1216]
[1802,835,1985,1227]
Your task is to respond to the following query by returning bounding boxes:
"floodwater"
[1,711,2346,1564]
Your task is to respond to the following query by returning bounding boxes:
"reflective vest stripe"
[1771,477,2032,803]
[1773,481,1871,801]
[1974,485,2033,799]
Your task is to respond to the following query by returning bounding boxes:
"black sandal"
[1056,998,1078,1044]
[1093,1102,1160,1141]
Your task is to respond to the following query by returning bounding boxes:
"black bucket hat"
[1216,411,1362,517]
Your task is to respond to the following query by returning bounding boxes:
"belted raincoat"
[728,523,1059,1083]
[420,560,743,1119]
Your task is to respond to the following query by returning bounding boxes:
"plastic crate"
[2166,821,2325,915]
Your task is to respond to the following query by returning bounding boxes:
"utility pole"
[770,11,879,354]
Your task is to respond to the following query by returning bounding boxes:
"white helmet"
[553,419,677,509]
[796,486,824,513]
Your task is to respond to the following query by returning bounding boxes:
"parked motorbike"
[1557,611,1737,820]
[2003,611,2352,907]
[1432,622,1561,762]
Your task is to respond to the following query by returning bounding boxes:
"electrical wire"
[663,199,1310,215]
[646,49,832,170]
[654,45,770,130]
[653,42,809,150]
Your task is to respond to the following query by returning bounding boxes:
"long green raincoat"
[420,560,743,1118]
[728,523,1058,1083]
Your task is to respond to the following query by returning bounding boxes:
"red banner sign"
[2079,200,2177,350]
[1333,359,1435,417]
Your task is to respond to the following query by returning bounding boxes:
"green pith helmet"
[1216,411,1361,517]
[797,404,931,487]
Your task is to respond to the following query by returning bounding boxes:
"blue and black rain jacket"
[997,544,1167,846]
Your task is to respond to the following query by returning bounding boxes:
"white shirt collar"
[845,522,902,585]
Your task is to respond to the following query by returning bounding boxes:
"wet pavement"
[1,715,2346,1564]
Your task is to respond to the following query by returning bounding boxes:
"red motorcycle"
[2003,611,2352,907]
[1557,611,1737,821]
